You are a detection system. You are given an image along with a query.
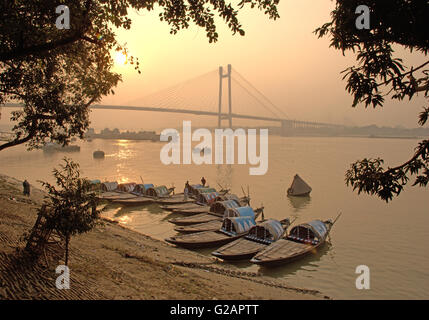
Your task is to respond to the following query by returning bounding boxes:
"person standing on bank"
[201,177,206,187]
[184,183,189,201]
[23,179,30,196]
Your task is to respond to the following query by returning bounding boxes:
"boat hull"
[172,206,210,215]
[174,220,223,233]
[212,238,268,261]
[169,213,222,226]
[250,239,323,267]
[165,231,244,249]
[112,196,154,205]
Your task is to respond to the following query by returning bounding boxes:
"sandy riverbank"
[0,173,327,300]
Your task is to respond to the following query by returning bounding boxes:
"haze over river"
[0,135,427,299]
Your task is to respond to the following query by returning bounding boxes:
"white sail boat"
[287,174,312,196]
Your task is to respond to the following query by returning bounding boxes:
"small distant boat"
[250,214,341,267]
[212,218,291,261]
[174,206,264,234]
[165,211,258,249]
[93,150,105,159]
[287,174,312,197]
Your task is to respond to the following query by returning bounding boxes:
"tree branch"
[0,125,37,151]
[0,0,94,62]
[385,140,429,174]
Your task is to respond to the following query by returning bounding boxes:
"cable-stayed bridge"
[93,65,343,132]
[2,65,344,135]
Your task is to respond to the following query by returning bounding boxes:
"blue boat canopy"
[209,199,239,214]
[307,220,328,239]
[288,219,329,244]
[247,219,285,242]
[144,183,154,190]
[221,216,256,235]
[198,192,219,204]
[224,206,255,219]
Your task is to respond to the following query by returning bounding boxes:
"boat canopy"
[287,174,312,196]
[134,183,154,194]
[224,206,255,219]
[246,219,285,244]
[196,187,217,194]
[223,194,240,203]
[101,181,118,192]
[190,184,203,192]
[288,220,328,244]
[197,192,219,205]
[221,216,256,235]
[210,199,240,214]
[89,179,101,185]
[147,185,169,197]
[117,182,137,192]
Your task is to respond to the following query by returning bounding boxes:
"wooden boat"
[100,181,119,192]
[165,214,257,249]
[174,220,222,234]
[287,174,312,197]
[112,196,154,206]
[211,218,290,260]
[189,185,229,198]
[171,193,248,216]
[170,192,220,215]
[161,193,244,212]
[132,184,188,205]
[160,202,201,211]
[145,185,174,198]
[171,195,248,217]
[97,192,138,201]
[117,182,138,193]
[172,206,210,215]
[155,194,196,205]
[174,206,264,233]
[250,215,341,267]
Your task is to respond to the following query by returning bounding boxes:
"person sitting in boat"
[201,177,206,187]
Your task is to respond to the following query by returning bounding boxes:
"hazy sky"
[2,1,428,131]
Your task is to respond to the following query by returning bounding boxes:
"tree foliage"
[39,158,102,265]
[0,0,280,151]
[315,0,429,202]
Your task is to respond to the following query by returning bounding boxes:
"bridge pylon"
[218,64,232,128]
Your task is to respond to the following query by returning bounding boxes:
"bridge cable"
[232,68,289,119]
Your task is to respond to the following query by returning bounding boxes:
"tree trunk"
[65,234,70,266]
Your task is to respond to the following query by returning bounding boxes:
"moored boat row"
[94,174,341,269]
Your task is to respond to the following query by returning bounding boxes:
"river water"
[0,135,427,299]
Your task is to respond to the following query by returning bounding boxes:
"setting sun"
[114,51,128,65]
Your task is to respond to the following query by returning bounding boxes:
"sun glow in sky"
[114,51,128,66]
[94,2,428,130]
